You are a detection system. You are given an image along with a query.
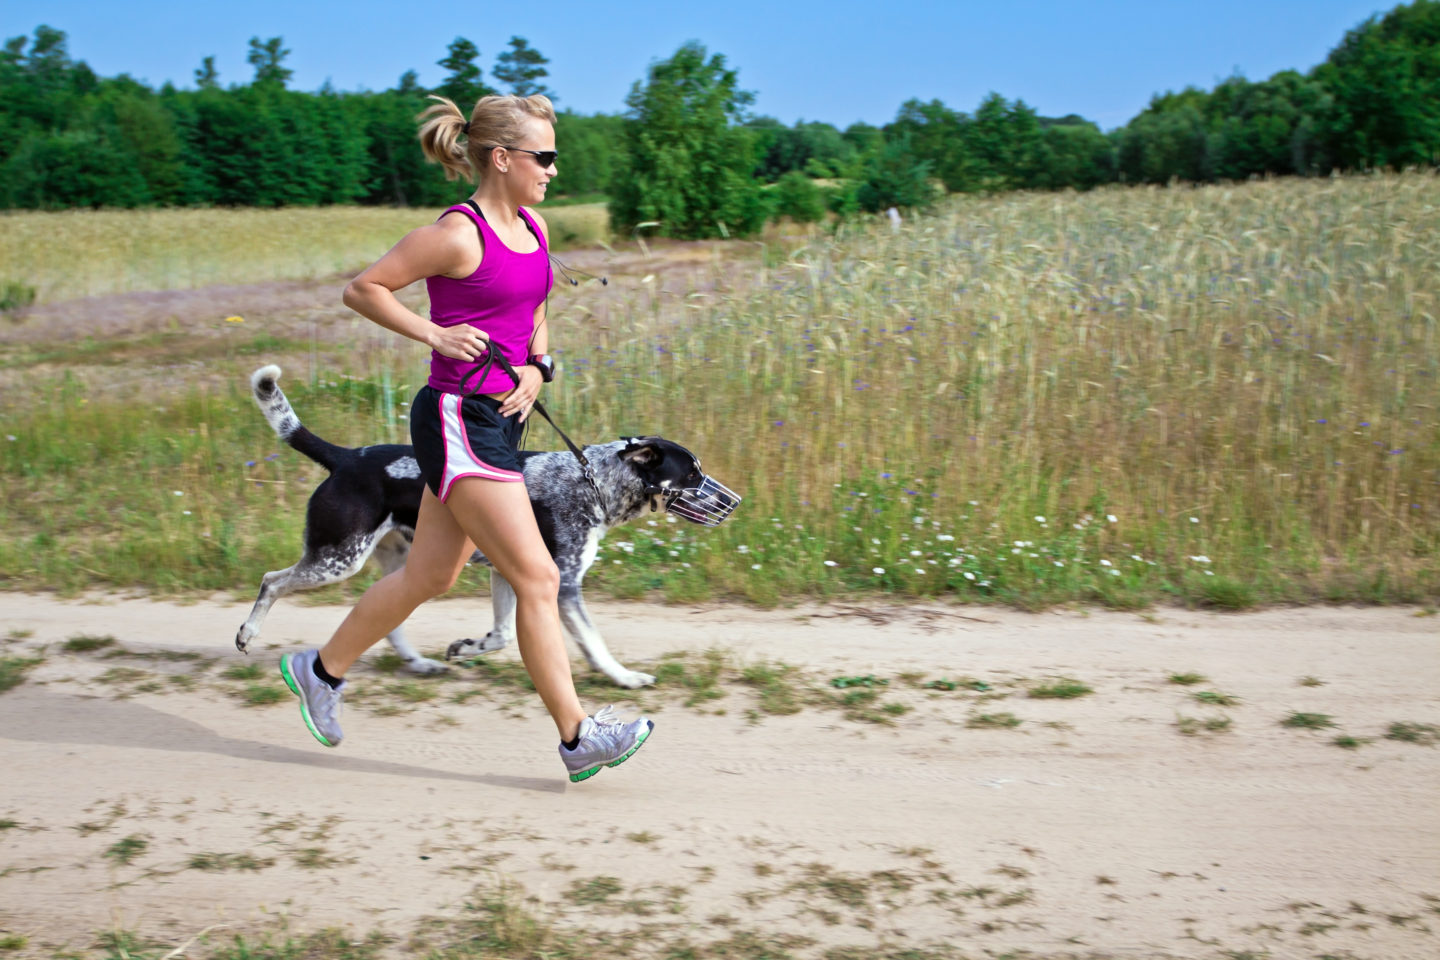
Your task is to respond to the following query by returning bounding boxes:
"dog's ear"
[619,437,661,467]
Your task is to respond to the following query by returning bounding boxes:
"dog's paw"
[610,669,657,689]
[446,635,510,661]
[235,627,255,654]
[404,656,449,676]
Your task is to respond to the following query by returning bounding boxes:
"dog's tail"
[250,365,346,472]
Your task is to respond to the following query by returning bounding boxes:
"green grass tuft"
[1282,712,1337,730]
[1028,680,1093,699]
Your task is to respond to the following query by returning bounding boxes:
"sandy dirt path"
[1,593,1437,959]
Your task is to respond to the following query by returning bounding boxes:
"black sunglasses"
[503,147,558,167]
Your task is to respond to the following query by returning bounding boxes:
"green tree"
[194,55,218,90]
[246,36,292,89]
[855,133,935,213]
[437,37,495,109]
[1314,0,1440,169]
[609,42,767,238]
[493,36,554,99]
[773,169,825,222]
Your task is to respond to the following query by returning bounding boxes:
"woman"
[278,94,651,783]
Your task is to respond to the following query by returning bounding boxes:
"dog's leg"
[372,530,448,676]
[557,578,655,689]
[236,521,394,654]
[446,568,515,661]
[236,565,307,653]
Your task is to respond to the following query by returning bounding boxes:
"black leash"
[458,348,610,523]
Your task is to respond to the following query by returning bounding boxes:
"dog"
[235,364,739,687]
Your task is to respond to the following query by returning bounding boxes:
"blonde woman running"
[279,94,651,783]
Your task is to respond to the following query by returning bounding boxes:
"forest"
[1,1,1436,237]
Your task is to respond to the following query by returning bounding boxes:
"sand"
[1,592,1437,958]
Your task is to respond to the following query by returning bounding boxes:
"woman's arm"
[342,216,489,362]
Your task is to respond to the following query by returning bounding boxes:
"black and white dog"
[235,365,739,687]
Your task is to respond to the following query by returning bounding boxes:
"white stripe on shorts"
[438,392,523,501]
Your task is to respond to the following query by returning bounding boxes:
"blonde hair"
[417,93,557,182]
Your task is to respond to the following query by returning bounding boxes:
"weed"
[0,819,18,830]
[625,831,658,845]
[1192,691,1242,707]
[62,634,116,653]
[0,656,41,693]
[1384,721,1439,745]
[1331,735,1370,749]
[968,712,1022,729]
[1176,714,1233,736]
[568,875,623,905]
[1028,680,1092,699]
[294,847,348,869]
[1283,712,1337,730]
[242,684,286,706]
[1168,672,1207,686]
[654,650,727,707]
[187,851,274,872]
[0,934,26,951]
[738,660,803,715]
[223,662,264,681]
[388,681,439,703]
[103,833,149,866]
[1299,676,1326,687]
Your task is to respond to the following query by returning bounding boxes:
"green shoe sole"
[568,723,651,783]
[279,654,336,748]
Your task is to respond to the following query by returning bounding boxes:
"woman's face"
[502,117,557,206]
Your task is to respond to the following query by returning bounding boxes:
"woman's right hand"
[428,324,490,361]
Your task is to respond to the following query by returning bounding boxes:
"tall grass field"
[0,174,1436,607]
[0,203,610,304]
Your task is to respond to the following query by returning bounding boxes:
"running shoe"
[560,705,653,782]
[279,649,345,747]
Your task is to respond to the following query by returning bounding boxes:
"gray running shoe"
[560,705,653,782]
[279,649,345,747]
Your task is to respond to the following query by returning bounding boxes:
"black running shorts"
[410,385,525,501]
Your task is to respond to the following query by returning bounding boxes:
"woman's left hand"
[499,365,544,421]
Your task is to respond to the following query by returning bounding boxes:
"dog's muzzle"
[665,475,741,526]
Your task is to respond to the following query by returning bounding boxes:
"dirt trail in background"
[2,593,1438,958]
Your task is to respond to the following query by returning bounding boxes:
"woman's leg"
[442,476,586,742]
[318,486,474,677]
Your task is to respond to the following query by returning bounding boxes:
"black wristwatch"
[528,353,556,383]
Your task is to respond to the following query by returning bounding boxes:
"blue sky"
[6,0,1391,130]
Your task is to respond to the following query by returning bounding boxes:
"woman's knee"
[401,562,463,601]
[510,556,560,601]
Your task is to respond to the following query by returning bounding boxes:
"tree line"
[1,0,1436,238]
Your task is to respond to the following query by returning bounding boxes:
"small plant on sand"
[1028,679,1092,699]
[738,661,803,715]
[242,684,286,706]
[1298,676,1326,687]
[1168,672,1207,686]
[568,875,623,905]
[223,662,264,681]
[0,656,42,693]
[1384,721,1439,746]
[1331,734,1371,749]
[187,851,274,872]
[1192,691,1242,707]
[62,634,116,653]
[968,712,1022,729]
[103,834,149,866]
[1176,714,1233,736]
[1282,712,1337,730]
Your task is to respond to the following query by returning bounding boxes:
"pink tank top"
[426,204,552,396]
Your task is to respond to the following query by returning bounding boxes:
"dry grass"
[0,203,609,305]
[0,173,1435,606]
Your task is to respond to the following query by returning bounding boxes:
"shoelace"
[590,704,620,729]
